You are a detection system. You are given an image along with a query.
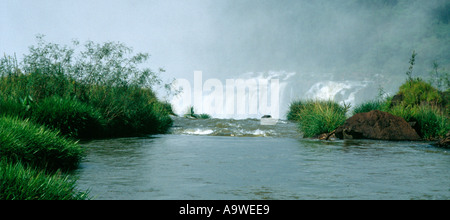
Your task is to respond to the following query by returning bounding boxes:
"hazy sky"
[1,0,447,81]
[1,0,219,79]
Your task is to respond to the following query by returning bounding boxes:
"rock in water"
[335,110,421,141]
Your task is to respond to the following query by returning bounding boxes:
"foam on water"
[169,116,300,138]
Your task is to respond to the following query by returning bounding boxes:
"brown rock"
[335,110,421,141]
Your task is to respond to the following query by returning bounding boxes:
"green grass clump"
[0,116,84,171]
[198,114,212,119]
[31,96,105,139]
[413,106,449,140]
[287,100,348,138]
[388,105,449,140]
[352,99,391,114]
[0,96,29,118]
[0,160,89,200]
[286,100,305,121]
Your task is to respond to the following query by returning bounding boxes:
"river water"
[73,117,449,200]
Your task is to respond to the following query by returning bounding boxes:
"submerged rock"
[335,110,421,141]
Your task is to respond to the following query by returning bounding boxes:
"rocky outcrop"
[335,110,421,141]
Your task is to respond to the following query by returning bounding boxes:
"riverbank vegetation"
[0,36,174,199]
[0,115,88,199]
[288,52,449,141]
[0,36,173,139]
[352,78,449,140]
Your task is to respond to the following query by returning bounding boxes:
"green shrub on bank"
[287,100,347,138]
[0,36,173,138]
[0,116,84,171]
[0,160,89,200]
[32,96,105,139]
[105,97,173,136]
[148,101,175,133]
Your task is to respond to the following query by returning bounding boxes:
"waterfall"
[170,71,295,119]
[305,80,370,106]
[170,71,373,119]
